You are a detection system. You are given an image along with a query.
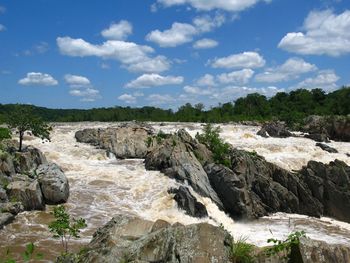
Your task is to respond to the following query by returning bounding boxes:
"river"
[1,122,350,261]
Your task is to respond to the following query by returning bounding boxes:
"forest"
[0,87,349,125]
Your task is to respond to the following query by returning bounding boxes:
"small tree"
[6,106,51,152]
[49,205,87,254]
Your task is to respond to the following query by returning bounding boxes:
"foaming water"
[1,122,350,261]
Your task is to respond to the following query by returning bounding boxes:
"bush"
[0,127,11,141]
[195,124,231,166]
[228,237,255,263]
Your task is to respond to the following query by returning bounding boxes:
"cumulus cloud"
[118,93,137,104]
[292,70,340,92]
[211,51,265,69]
[183,85,214,95]
[65,74,101,101]
[255,58,317,83]
[157,0,270,12]
[101,20,133,40]
[18,72,58,86]
[146,14,225,47]
[193,38,218,49]
[125,73,184,88]
[217,69,254,84]
[279,10,350,56]
[196,74,216,86]
[57,37,170,73]
[0,24,6,32]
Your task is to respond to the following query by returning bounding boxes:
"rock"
[302,115,350,142]
[300,160,350,223]
[298,238,350,263]
[36,163,69,204]
[0,202,24,215]
[305,133,330,142]
[168,186,208,218]
[316,143,338,153]
[75,123,154,159]
[145,129,223,209]
[13,146,47,173]
[79,215,230,263]
[0,212,15,229]
[0,152,15,178]
[7,179,45,210]
[257,121,292,138]
[0,186,8,202]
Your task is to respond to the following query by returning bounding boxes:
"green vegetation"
[228,237,255,263]
[0,127,11,141]
[6,106,52,152]
[0,87,348,125]
[1,243,43,263]
[48,205,87,254]
[195,123,231,166]
[265,231,306,261]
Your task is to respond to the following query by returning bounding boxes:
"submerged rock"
[36,163,69,204]
[257,122,292,138]
[168,186,208,218]
[315,142,338,153]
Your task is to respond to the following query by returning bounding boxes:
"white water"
[1,122,350,260]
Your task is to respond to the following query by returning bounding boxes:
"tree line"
[0,87,349,125]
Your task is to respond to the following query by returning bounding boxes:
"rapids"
[1,122,350,261]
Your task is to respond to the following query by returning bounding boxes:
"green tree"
[49,205,87,254]
[0,127,11,141]
[6,106,51,152]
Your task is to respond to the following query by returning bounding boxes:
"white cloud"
[279,10,350,56]
[18,72,58,86]
[183,85,214,95]
[255,58,317,83]
[125,73,184,88]
[65,74,101,101]
[157,0,270,12]
[101,20,133,40]
[146,94,175,105]
[293,70,340,92]
[196,74,216,86]
[193,38,218,49]
[0,24,6,32]
[118,93,137,104]
[211,51,265,69]
[146,14,225,47]
[217,69,254,84]
[64,74,91,87]
[57,37,170,73]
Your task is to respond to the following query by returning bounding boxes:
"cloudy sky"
[0,0,349,109]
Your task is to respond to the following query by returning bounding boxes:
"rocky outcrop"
[36,163,69,204]
[76,215,230,263]
[305,133,330,142]
[0,213,15,229]
[75,123,154,159]
[7,179,45,210]
[168,186,208,218]
[316,142,338,153]
[257,122,292,138]
[145,129,223,209]
[13,146,47,173]
[302,115,350,142]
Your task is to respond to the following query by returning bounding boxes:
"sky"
[0,0,349,109]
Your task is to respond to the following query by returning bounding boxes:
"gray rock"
[7,179,45,210]
[0,202,24,215]
[0,212,15,229]
[13,146,47,173]
[145,129,223,209]
[0,186,8,202]
[36,163,69,204]
[305,133,330,142]
[257,122,292,138]
[316,143,338,153]
[168,186,208,218]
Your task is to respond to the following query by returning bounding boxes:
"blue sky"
[0,0,349,109]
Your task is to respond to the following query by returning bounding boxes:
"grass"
[228,237,255,263]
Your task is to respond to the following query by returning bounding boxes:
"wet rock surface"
[257,121,292,138]
[316,142,338,153]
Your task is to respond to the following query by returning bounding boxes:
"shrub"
[195,124,231,166]
[0,127,11,141]
[228,237,255,263]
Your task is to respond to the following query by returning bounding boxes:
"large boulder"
[145,129,223,209]
[315,143,338,153]
[75,123,154,159]
[36,163,69,204]
[302,115,350,142]
[7,178,45,210]
[168,186,208,218]
[13,146,47,173]
[257,122,292,138]
[0,212,15,229]
[77,215,230,263]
